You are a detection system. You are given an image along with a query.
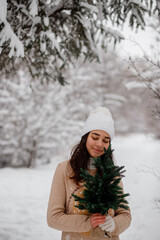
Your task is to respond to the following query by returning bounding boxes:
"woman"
[47,106,131,240]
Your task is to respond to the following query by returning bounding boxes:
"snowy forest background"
[0,1,160,240]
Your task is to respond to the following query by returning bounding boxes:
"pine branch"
[72,144,130,215]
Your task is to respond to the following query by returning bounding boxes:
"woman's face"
[86,130,110,158]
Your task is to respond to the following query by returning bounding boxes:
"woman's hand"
[90,213,106,228]
[99,214,115,232]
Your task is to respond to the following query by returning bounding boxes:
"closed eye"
[92,137,98,140]
[103,140,109,144]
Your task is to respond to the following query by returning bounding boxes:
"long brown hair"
[69,132,113,185]
[69,133,90,185]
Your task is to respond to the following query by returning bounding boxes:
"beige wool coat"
[47,160,131,240]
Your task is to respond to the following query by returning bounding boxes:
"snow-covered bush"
[0,75,68,167]
[0,51,126,167]
[0,49,159,168]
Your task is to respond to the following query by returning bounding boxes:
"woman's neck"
[88,157,96,170]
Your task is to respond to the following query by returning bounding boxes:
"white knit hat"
[81,106,115,139]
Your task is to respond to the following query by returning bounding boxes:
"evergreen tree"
[72,144,129,215]
[0,0,160,84]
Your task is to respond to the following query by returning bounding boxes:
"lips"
[93,149,103,153]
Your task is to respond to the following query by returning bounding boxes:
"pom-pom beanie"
[81,106,115,140]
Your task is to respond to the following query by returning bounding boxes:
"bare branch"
[137,165,160,181]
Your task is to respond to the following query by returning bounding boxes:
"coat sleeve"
[47,162,92,233]
[111,181,132,236]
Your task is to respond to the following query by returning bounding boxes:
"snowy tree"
[126,16,160,211]
[0,50,130,168]
[129,56,160,118]
[0,0,160,84]
[0,75,71,167]
[126,15,160,137]
[65,51,160,137]
[0,48,159,168]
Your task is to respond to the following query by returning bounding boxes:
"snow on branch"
[105,93,126,102]
[76,13,92,30]
[47,0,75,16]
[125,81,147,90]
[80,2,98,14]
[0,0,24,57]
[131,8,145,28]
[84,29,97,53]
[102,26,124,42]
[29,0,38,17]
[0,0,7,21]
[0,21,24,57]
[43,30,60,52]
[40,30,61,53]
[128,0,148,11]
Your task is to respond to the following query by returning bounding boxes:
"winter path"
[0,134,160,240]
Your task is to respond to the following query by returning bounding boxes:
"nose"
[96,140,103,148]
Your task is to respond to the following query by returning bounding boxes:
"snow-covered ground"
[0,134,160,240]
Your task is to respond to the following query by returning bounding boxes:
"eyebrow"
[91,132,111,140]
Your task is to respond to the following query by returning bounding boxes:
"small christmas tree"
[72,144,129,215]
